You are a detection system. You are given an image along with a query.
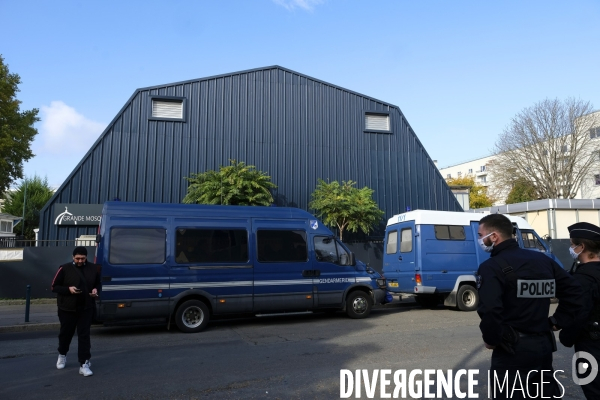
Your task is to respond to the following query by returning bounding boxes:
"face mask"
[569,245,583,260]
[478,232,495,253]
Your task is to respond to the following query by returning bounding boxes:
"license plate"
[388,282,398,287]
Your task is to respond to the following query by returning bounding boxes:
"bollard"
[25,285,31,323]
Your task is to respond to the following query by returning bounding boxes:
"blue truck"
[94,202,386,332]
[382,210,561,311]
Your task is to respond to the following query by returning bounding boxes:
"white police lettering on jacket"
[516,279,555,298]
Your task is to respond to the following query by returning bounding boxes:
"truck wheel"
[175,300,210,333]
[414,294,440,308]
[457,285,478,311]
[346,291,372,319]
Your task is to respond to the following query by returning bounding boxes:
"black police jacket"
[51,261,101,312]
[560,261,600,347]
[477,239,583,347]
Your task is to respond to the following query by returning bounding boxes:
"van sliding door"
[100,223,170,319]
[168,218,253,314]
[253,220,313,313]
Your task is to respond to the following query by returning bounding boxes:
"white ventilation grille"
[152,100,183,119]
[365,114,390,131]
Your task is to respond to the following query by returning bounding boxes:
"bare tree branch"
[490,99,599,200]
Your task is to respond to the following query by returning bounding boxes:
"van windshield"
[520,230,547,252]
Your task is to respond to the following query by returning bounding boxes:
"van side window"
[109,228,166,264]
[434,225,466,240]
[400,228,412,252]
[336,240,351,266]
[314,236,337,263]
[313,236,352,265]
[175,228,248,264]
[386,231,398,254]
[257,230,307,262]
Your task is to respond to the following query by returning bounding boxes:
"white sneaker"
[56,354,66,369]
[79,360,93,377]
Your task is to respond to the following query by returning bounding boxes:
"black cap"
[568,222,600,241]
[73,246,88,256]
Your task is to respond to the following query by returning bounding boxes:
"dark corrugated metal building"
[39,65,461,241]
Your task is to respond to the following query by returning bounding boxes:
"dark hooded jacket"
[51,261,101,312]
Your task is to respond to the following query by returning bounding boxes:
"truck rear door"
[383,221,417,293]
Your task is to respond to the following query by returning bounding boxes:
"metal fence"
[0,238,96,248]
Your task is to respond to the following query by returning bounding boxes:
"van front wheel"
[457,285,478,311]
[346,291,372,319]
[175,300,210,333]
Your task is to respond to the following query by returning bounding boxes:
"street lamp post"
[21,179,27,236]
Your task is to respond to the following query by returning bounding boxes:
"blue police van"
[382,210,561,311]
[95,202,386,332]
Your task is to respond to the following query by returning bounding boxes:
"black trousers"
[489,334,559,399]
[57,307,93,364]
[574,339,600,399]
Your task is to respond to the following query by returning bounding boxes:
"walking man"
[51,246,101,376]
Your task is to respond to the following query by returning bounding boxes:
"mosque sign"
[53,204,103,226]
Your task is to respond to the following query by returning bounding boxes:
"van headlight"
[376,278,386,288]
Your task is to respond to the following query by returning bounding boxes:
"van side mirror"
[96,234,101,244]
[349,252,355,266]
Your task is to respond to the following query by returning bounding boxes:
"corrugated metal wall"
[39,66,461,240]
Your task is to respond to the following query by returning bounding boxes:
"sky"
[1,0,599,189]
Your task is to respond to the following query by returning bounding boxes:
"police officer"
[560,222,600,398]
[476,214,583,399]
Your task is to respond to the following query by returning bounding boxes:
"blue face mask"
[478,232,495,253]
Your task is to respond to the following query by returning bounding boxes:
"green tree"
[183,160,277,206]
[446,176,494,209]
[3,175,54,240]
[309,179,384,241]
[505,178,538,204]
[0,55,39,194]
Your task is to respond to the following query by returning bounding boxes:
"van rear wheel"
[346,291,372,319]
[175,300,210,333]
[457,285,478,311]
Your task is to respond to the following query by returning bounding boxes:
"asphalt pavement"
[0,296,413,333]
[0,299,588,400]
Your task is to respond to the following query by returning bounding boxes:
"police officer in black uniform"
[476,214,583,399]
[560,222,600,399]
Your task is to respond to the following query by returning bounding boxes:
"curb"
[0,299,55,306]
[0,322,60,333]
